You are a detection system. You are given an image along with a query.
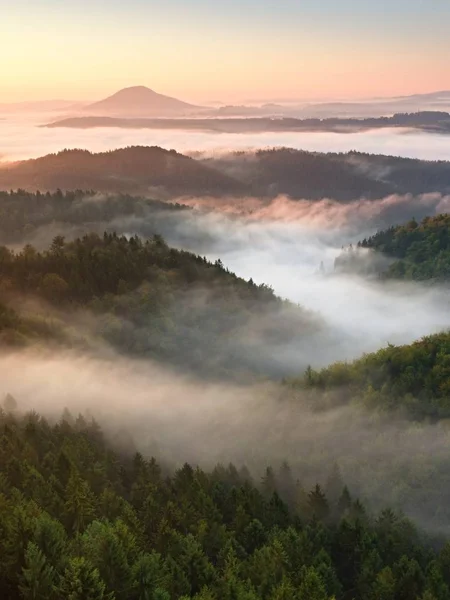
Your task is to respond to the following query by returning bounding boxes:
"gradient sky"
[2,0,450,103]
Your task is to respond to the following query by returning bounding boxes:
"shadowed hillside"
[0,147,246,197]
[3,146,450,201]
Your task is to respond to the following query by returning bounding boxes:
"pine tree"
[19,542,56,600]
[371,567,396,600]
[307,485,329,521]
[261,467,277,499]
[337,486,352,517]
[269,577,297,600]
[130,552,167,600]
[297,566,328,600]
[64,471,95,533]
[33,512,67,570]
[57,556,111,600]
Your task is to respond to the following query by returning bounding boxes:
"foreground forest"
[1,403,449,600]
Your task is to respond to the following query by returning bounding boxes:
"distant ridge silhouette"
[84,85,204,116]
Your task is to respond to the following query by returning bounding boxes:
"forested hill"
[0,189,191,246]
[0,232,319,378]
[289,331,450,420]
[0,147,246,198]
[358,214,450,280]
[1,403,447,600]
[3,146,450,201]
[201,148,450,200]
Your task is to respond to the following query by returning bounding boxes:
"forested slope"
[203,148,450,200]
[3,146,450,201]
[0,147,246,197]
[359,214,450,280]
[0,232,319,378]
[0,189,189,246]
[0,403,448,600]
[289,331,450,420]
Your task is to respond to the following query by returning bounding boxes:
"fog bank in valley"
[131,193,450,364]
[3,114,450,161]
[3,348,450,531]
[5,190,450,368]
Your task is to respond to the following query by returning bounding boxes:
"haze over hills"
[0,146,245,197]
[294,90,450,118]
[201,148,450,200]
[83,85,205,117]
[45,111,450,135]
[3,145,450,201]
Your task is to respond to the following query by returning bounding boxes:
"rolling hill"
[360,213,450,280]
[0,146,245,197]
[202,148,450,200]
[3,146,450,201]
[0,232,320,378]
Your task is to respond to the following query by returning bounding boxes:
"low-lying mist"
[2,135,450,532]
[171,201,450,363]
[5,190,450,368]
[4,348,450,532]
[111,192,450,364]
[3,113,450,161]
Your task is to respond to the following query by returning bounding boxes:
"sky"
[1,0,450,103]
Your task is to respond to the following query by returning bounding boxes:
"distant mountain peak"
[85,86,204,117]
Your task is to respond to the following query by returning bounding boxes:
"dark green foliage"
[19,542,56,600]
[57,557,111,600]
[0,407,445,600]
[360,214,450,280]
[0,231,316,379]
[0,189,189,246]
[290,331,450,419]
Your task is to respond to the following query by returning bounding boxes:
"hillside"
[84,86,204,116]
[1,404,446,600]
[289,331,450,420]
[0,232,320,378]
[357,214,450,280]
[0,189,190,246]
[3,146,450,201]
[0,147,246,197]
[203,148,450,200]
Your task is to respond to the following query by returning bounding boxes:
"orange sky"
[2,0,450,104]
